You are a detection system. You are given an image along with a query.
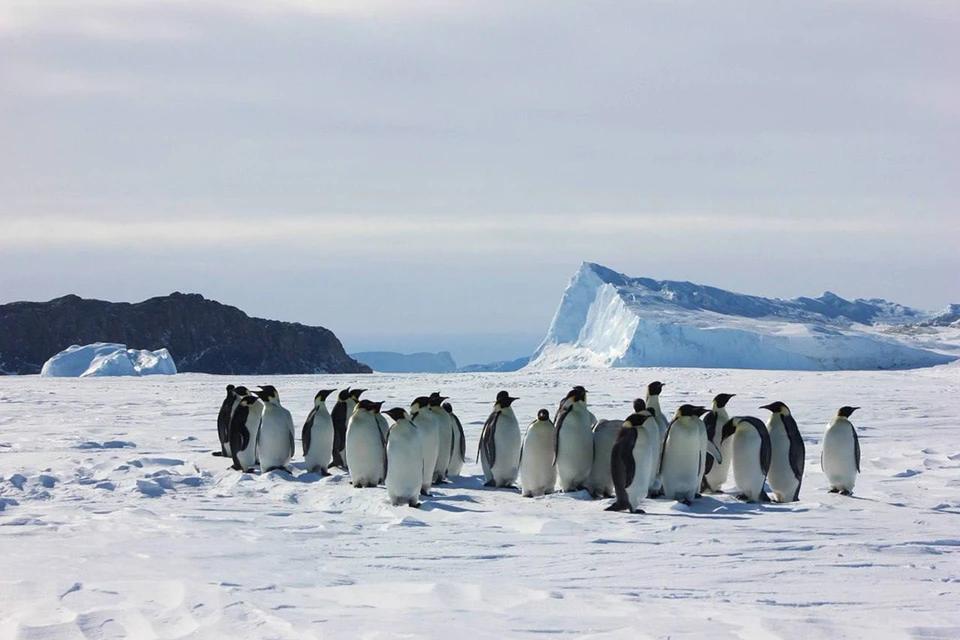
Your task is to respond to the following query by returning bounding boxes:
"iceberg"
[528,263,957,371]
[40,343,177,377]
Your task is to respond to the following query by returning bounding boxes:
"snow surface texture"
[530,263,959,371]
[1,368,958,638]
[39,343,177,378]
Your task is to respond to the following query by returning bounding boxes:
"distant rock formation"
[350,351,458,373]
[457,356,530,373]
[0,293,372,375]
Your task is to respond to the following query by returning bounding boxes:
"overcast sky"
[1,1,957,362]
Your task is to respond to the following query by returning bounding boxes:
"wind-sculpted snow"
[530,263,958,370]
[1,368,958,638]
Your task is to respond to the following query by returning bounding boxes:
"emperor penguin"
[443,402,467,478]
[302,388,336,475]
[645,381,669,496]
[479,391,522,488]
[519,409,557,497]
[606,410,657,513]
[702,393,736,493]
[254,385,295,473]
[346,399,387,488]
[586,418,621,499]
[428,392,454,482]
[410,396,439,496]
[330,388,352,469]
[821,406,861,496]
[216,385,237,457]
[761,401,805,503]
[229,391,263,472]
[721,416,771,503]
[383,408,423,508]
[660,404,722,505]
[554,386,595,493]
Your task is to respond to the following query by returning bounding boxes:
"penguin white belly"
[822,424,857,492]
[386,425,423,506]
[626,429,654,512]
[491,414,521,486]
[415,413,439,494]
[644,422,663,495]
[258,408,294,472]
[304,413,334,474]
[661,428,702,502]
[346,418,385,487]
[647,410,668,494]
[732,428,767,502]
[520,427,556,497]
[585,421,619,498]
[432,409,453,481]
[767,423,796,502]
[556,413,593,492]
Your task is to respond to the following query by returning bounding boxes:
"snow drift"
[529,263,957,371]
[40,343,177,377]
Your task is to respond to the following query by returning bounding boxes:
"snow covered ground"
[1,366,958,639]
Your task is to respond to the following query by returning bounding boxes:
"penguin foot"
[408,501,421,509]
[695,493,703,499]
[483,480,496,487]
[632,508,646,514]
[828,488,840,493]
[604,501,629,512]
[522,492,532,498]
[759,492,772,503]
[420,489,433,497]
[680,499,693,507]
[839,489,852,496]
[736,494,750,502]
[212,451,225,457]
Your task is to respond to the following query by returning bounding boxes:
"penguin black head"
[496,390,518,408]
[675,404,706,418]
[566,386,587,402]
[350,388,367,401]
[384,407,408,422]
[713,393,736,408]
[647,381,665,396]
[625,410,654,427]
[315,389,336,403]
[537,409,550,422]
[226,384,235,394]
[357,399,378,411]
[337,388,351,402]
[632,398,646,412]
[428,393,448,407]
[255,385,279,402]
[760,401,790,415]
[371,400,384,413]
[837,406,859,418]
[411,396,431,410]
[242,395,259,406]
[442,402,454,413]
[235,386,249,397]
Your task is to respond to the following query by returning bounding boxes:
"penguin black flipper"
[553,405,572,466]
[302,407,317,458]
[452,412,466,462]
[611,426,637,500]
[481,411,499,467]
[217,387,235,455]
[331,401,347,468]
[229,403,251,471]
[288,428,295,459]
[658,419,677,476]
[852,425,861,473]
[703,410,718,475]
[784,413,805,500]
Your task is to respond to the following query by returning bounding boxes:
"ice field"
[1,366,959,639]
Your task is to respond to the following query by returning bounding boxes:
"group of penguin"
[214,381,863,512]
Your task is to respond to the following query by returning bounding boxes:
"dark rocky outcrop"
[0,293,372,375]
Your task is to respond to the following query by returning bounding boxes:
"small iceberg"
[40,342,177,377]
